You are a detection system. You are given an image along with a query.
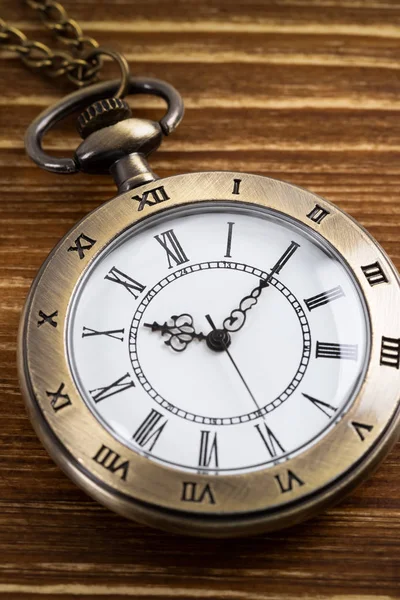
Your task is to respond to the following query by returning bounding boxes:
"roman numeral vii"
[198,431,219,468]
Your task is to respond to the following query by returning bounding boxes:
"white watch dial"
[67,203,370,474]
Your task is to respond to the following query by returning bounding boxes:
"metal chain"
[0,1,103,87]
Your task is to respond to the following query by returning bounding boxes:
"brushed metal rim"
[18,171,400,536]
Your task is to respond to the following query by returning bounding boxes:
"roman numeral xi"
[105,267,146,299]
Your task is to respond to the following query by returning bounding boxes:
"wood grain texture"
[0,1,400,598]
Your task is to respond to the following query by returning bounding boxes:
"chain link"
[0,1,103,86]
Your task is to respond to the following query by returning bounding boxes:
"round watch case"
[18,171,400,537]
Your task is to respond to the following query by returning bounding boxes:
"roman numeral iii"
[304,285,345,311]
[316,342,358,361]
[380,336,400,369]
[154,229,189,268]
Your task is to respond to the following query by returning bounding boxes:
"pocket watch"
[3,3,400,537]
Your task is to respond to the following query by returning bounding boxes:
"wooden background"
[1,1,400,598]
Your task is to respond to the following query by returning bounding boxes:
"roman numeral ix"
[154,229,189,269]
[304,285,345,311]
[105,266,146,299]
[90,373,135,403]
[82,327,125,342]
[133,409,168,451]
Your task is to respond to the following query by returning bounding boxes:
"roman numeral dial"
[69,203,372,476]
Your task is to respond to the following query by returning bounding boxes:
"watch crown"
[77,97,132,139]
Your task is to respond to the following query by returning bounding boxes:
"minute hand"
[223,241,300,333]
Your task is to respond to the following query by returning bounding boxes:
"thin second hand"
[205,314,261,411]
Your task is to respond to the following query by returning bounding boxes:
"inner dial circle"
[129,262,311,425]
[68,201,369,474]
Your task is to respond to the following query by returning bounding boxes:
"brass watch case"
[18,171,400,537]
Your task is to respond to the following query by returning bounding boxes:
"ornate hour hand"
[144,313,206,352]
[223,241,300,333]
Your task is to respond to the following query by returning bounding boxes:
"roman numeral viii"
[90,373,135,403]
[198,431,219,468]
[105,267,146,299]
[133,409,168,451]
[255,423,285,458]
[304,285,345,311]
[154,229,189,269]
